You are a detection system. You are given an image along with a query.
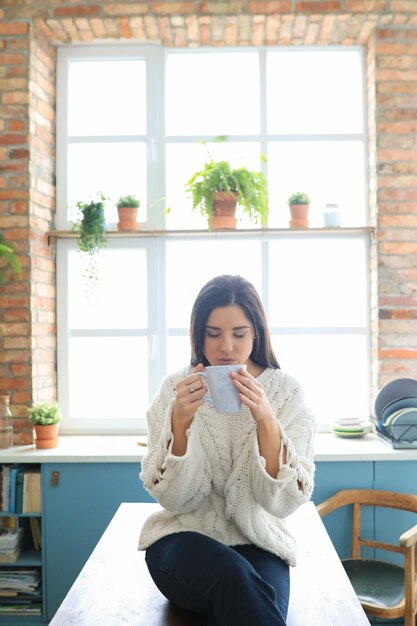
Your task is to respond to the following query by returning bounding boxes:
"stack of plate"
[330,417,372,438]
[373,378,417,447]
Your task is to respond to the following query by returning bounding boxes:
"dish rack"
[372,418,417,449]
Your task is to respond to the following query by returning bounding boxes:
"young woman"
[139,275,316,626]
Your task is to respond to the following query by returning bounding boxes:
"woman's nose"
[220,337,233,353]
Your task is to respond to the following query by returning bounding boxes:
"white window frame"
[56,44,370,434]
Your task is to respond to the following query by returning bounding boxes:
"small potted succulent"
[288,192,311,228]
[115,194,140,231]
[28,402,62,449]
[185,146,269,230]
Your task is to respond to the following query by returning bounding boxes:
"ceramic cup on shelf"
[323,203,341,227]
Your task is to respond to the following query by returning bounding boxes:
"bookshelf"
[0,464,43,622]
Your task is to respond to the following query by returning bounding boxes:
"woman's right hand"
[172,363,206,425]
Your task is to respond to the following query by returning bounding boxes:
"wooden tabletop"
[50,501,369,625]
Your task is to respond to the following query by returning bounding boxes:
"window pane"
[165,142,263,230]
[267,141,366,227]
[268,238,367,327]
[166,52,260,135]
[272,334,369,423]
[68,248,147,329]
[167,336,191,373]
[165,239,262,328]
[68,60,146,136]
[267,50,364,134]
[69,337,149,419]
[67,142,147,224]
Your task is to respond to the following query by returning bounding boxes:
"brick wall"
[0,0,416,441]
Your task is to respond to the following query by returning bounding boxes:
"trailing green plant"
[116,194,140,209]
[288,192,311,206]
[0,232,22,283]
[28,402,61,426]
[185,145,269,224]
[72,193,107,255]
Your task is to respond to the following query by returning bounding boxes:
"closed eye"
[206,332,220,338]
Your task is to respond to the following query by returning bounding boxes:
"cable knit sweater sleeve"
[249,372,316,518]
[140,369,213,513]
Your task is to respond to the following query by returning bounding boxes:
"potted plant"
[72,194,107,254]
[288,192,311,228]
[28,402,61,449]
[185,159,269,230]
[0,232,22,283]
[71,194,107,293]
[115,194,140,231]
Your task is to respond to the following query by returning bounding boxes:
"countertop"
[1,432,417,463]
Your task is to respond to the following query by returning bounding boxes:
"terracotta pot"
[289,203,309,228]
[117,207,139,231]
[209,192,237,230]
[34,423,59,449]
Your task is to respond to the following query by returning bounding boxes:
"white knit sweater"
[139,366,316,567]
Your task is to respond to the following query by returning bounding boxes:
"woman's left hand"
[231,368,275,424]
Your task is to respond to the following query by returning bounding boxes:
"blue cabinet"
[42,463,154,621]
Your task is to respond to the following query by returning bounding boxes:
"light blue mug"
[200,364,246,413]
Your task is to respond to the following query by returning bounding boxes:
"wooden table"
[50,501,370,625]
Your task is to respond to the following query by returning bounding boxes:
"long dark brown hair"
[190,275,280,369]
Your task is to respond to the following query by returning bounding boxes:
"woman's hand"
[231,368,275,423]
[172,363,206,424]
[171,364,206,457]
[231,367,285,476]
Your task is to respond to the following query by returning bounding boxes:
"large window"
[56,45,370,433]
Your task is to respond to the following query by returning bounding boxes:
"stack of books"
[0,568,41,615]
[0,527,23,564]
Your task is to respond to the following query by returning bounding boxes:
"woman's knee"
[214,557,276,602]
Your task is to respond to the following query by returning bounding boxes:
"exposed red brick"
[295,1,341,11]
[379,309,417,319]
[54,5,101,18]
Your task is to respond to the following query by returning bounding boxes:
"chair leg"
[404,548,416,626]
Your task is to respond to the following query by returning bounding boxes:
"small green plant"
[288,192,311,206]
[72,193,107,255]
[185,140,269,224]
[0,232,22,283]
[116,194,140,209]
[28,402,61,426]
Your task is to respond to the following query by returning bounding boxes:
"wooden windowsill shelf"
[48,226,374,242]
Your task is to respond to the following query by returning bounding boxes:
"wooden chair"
[317,489,417,626]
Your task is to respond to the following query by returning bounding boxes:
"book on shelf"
[0,517,18,530]
[29,518,41,551]
[0,527,23,548]
[0,547,21,564]
[1,466,10,512]
[0,568,41,593]
[22,470,41,514]
[0,465,37,514]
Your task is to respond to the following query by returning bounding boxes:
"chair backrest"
[317,489,417,559]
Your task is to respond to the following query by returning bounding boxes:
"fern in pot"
[185,154,269,230]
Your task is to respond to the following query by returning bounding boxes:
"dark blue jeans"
[145,531,290,626]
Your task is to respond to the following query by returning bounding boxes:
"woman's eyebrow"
[205,325,251,330]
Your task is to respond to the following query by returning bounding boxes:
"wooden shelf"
[48,226,374,242]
